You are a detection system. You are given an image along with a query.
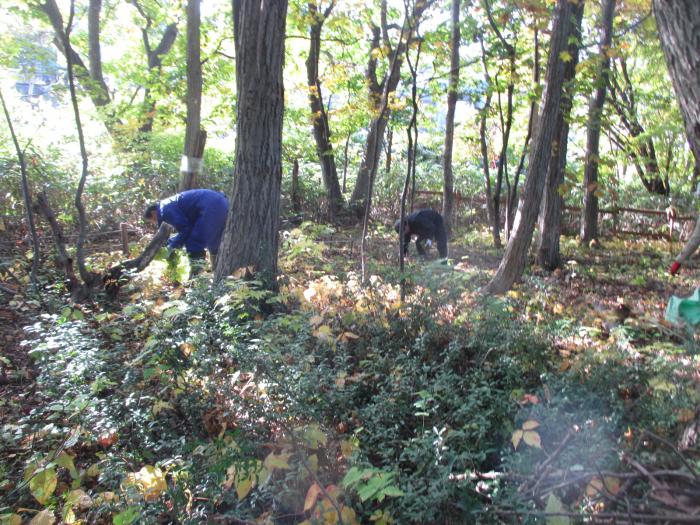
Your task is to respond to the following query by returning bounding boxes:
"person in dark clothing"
[144,189,229,266]
[394,208,448,259]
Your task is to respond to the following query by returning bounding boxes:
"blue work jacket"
[157,189,229,254]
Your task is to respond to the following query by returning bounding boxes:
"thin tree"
[536,2,585,270]
[477,34,498,247]
[581,0,616,242]
[179,0,206,191]
[214,0,288,289]
[349,0,430,215]
[483,0,584,295]
[508,23,540,237]
[0,91,40,288]
[484,0,516,246]
[306,0,345,221]
[38,0,116,135]
[442,0,460,236]
[128,0,179,134]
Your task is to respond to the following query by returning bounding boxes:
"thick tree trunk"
[537,2,584,270]
[179,0,204,191]
[215,0,287,289]
[581,0,615,242]
[653,1,700,176]
[483,0,584,295]
[306,2,344,220]
[442,0,460,236]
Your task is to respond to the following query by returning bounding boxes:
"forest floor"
[1,221,699,523]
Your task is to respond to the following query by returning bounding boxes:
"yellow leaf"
[304,483,323,512]
[522,430,542,448]
[124,465,167,502]
[677,408,695,423]
[511,429,523,450]
[340,439,357,458]
[301,424,327,448]
[0,514,22,525]
[263,451,292,471]
[314,325,333,342]
[559,50,572,62]
[236,475,253,500]
[29,510,55,525]
[339,331,360,342]
[152,400,174,416]
[335,372,347,388]
[553,303,565,314]
[586,476,621,497]
[29,467,57,505]
[522,419,540,431]
[309,315,324,326]
[341,505,360,525]
[180,342,194,356]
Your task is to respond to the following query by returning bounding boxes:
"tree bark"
[653,1,700,170]
[478,35,499,248]
[179,0,205,191]
[581,0,615,243]
[607,56,668,195]
[306,1,344,220]
[215,0,287,289]
[1,91,40,287]
[509,25,540,238]
[442,0,460,236]
[39,0,114,129]
[484,0,516,245]
[483,0,584,295]
[537,2,584,270]
[349,0,429,215]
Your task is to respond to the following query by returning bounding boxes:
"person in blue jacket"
[144,189,229,266]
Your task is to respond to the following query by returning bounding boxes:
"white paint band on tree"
[180,155,203,174]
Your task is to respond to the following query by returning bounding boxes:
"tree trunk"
[215,0,287,289]
[179,0,205,191]
[537,2,584,270]
[306,1,344,221]
[291,158,301,213]
[40,0,115,131]
[349,0,428,215]
[484,0,516,245]
[508,25,540,238]
[136,19,179,133]
[442,0,460,236]
[581,0,615,242]
[478,36,499,248]
[608,58,669,195]
[653,1,700,178]
[483,0,584,295]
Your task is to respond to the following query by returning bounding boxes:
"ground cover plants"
[1,224,699,524]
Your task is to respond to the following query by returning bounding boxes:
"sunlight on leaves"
[124,465,167,502]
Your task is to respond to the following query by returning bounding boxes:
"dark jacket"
[157,189,229,255]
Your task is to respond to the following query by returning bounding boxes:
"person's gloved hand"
[669,261,681,275]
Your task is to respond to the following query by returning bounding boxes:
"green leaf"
[112,507,141,525]
[544,493,570,525]
[29,467,57,505]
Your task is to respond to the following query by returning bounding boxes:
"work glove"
[669,261,681,276]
